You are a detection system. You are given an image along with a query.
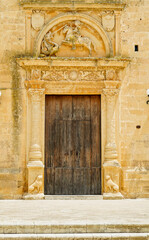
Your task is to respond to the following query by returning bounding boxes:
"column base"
[103,192,124,200]
[23,193,45,200]
[27,162,44,196]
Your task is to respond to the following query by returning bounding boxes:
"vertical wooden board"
[73,168,84,195]
[91,96,101,168]
[78,120,85,168]
[45,96,55,168]
[83,168,90,195]
[48,117,56,168]
[45,96,49,168]
[62,96,72,120]
[62,169,73,195]
[90,168,101,195]
[61,120,67,168]
[66,120,73,168]
[53,120,60,167]
[90,168,95,195]
[55,168,63,195]
[55,96,62,120]
[96,167,101,194]
[73,120,81,168]
[48,96,56,121]
[84,120,91,168]
[84,96,91,120]
[45,168,54,195]
[73,169,79,195]
[72,96,85,120]
[60,119,72,168]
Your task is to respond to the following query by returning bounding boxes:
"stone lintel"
[19,2,126,11]
[17,57,130,70]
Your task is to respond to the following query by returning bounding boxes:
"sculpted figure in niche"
[105,175,119,193]
[62,20,93,56]
[41,31,59,56]
[29,175,43,194]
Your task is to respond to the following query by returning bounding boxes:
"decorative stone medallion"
[32,12,44,31]
[102,13,115,32]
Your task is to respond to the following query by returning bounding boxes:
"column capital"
[114,10,121,16]
[25,79,45,90]
[103,88,119,97]
[28,87,45,96]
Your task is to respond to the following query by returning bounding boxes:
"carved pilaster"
[25,11,32,54]
[28,88,44,167]
[115,11,121,56]
[103,88,119,164]
[103,84,123,199]
[24,79,45,199]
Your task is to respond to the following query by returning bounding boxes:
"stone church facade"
[0,0,148,199]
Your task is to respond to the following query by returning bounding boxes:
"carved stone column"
[103,80,123,199]
[24,78,45,199]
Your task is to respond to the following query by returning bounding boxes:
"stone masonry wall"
[0,0,26,198]
[120,0,149,198]
[0,0,148,198]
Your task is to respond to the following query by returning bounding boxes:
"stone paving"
[0,199,148,224]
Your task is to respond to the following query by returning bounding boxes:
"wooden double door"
[45,95,101,195]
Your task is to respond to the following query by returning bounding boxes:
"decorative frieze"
[41,69,105,81]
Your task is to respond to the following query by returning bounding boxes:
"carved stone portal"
[18,3,129,198]
[18,57,129,200]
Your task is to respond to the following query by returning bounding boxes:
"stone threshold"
[45,195,103,200]
[0,233,148,239]
[0,222,149,234]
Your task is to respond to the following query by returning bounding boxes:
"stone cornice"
[19,1,126,11]
[17,57,130,70]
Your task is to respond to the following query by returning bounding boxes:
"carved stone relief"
[32,11,44,31]
[31,69,41,80]
[41,31,59,56]
[41,69,105,81]
[102,12,115,32]
[40,20,106,58]
[29,175,43,194]
[106,69,117,80]
[105,175,119,193]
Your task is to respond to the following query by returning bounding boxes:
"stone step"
[45,195,103,200]
[0,233,148,239]
[0,223,149,234]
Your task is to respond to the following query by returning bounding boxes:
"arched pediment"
[34,12,113,58]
